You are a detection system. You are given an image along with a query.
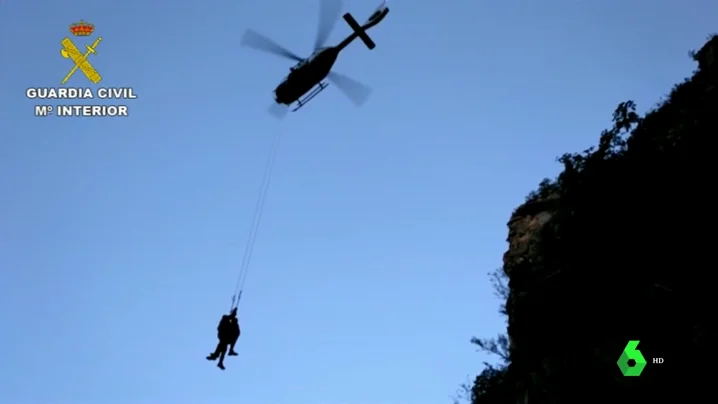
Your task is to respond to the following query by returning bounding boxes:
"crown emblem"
[69,20,94,36]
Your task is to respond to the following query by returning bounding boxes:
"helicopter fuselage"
[274,46,340,105]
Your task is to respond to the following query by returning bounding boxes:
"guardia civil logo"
[60,19,103,85]
[25,19,138,118]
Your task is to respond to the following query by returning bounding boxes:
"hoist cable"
[230,129,283,309]
[236,130,281,300]
[230,129,281,307]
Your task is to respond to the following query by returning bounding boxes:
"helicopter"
[241,0,390,116]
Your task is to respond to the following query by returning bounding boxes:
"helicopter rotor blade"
[268,103,289,119]
[327,71,372,106]
[241,29,303,62]
[314,0,344,50]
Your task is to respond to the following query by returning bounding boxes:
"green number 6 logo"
[617,340,647,376]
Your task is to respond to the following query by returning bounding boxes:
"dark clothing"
[228,318,240,346]
[217,315,233,339]
[230,317,240,337]
[211,317,239,355]
[218,315,240,348]
[211,340,227,358]
[207,313,241,369]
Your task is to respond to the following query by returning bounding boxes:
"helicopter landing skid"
[292,82,329,112]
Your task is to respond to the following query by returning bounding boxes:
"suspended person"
[206,308,241,370]
[228,308,240,356]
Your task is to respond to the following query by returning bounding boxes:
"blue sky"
[0,1,715,403]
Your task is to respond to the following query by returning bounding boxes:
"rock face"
[502,197,561,404]
[503,196,557,278]
[483,35,717,404]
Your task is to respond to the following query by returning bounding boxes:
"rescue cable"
[230,129,283,309]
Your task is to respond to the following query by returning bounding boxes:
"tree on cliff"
[466,34,716,404]
[455,268,511,404]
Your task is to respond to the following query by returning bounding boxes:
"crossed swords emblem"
[60,36,103,85]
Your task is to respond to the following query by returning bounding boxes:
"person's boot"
[206,354,217,361]
[228,350,238,356]
[217,362,225,370]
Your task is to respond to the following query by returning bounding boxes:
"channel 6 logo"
[617,340,647,376]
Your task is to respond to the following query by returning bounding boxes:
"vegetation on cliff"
[466,35,716,403]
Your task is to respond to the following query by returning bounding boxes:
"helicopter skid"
[292,82,329,111]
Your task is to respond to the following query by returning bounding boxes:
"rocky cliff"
[471,35,716,404]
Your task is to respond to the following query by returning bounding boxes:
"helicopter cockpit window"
[308,48,327,62]
[290,60,306,72]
